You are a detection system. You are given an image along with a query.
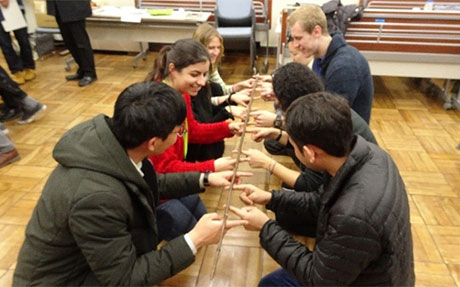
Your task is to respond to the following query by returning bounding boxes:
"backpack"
[321,0,364,35]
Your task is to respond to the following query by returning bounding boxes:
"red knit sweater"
[149,93,233,173]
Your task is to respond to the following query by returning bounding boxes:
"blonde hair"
[288,5,329,36]
[192,23,224,72]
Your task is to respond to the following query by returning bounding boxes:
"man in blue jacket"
[288,4,374,123]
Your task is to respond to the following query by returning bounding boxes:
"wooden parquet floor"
[0,50,459,287]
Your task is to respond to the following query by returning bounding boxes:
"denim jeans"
[0,123,14,153]
[259,268,302,287]
[156,194,207,241]
[0,11,35,73]
[0,65,27,110]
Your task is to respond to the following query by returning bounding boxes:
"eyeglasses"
[177,123,187,137]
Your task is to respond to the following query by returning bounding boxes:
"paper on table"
[121,14,142,23]
[0,0,27,32]
[119,6,144,22]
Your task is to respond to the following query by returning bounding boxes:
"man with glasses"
[13,82,248,286]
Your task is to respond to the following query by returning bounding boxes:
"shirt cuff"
[184,233,197,255]
[199,173,205,189]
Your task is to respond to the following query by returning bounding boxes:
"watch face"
[274,115,282,128]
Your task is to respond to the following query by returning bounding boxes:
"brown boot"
[0,149,20,168]
[24,69,36,81]
[11,71,25,85]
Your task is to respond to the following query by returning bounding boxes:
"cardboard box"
[33,0,58,28]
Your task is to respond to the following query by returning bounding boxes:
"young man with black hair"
[13,82,248,286]
[244,62,377,236]
[231,92,414,286]
[247,62,376,193]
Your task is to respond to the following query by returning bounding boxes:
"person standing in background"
[46,0,97,87]
[0,0,36,84]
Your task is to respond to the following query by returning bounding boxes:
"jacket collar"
[320,135,372,206]
[318,32,347,72]
[97,115,156,217]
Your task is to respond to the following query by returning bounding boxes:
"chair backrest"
[215,0,254,27]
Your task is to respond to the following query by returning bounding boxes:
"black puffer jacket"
[262,136,415,286]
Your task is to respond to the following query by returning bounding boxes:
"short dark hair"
[272,62,324,111]
[285,92,353,157]
[112,82,186,149]
[146,38,211,81]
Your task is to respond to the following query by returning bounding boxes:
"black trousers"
[55,13,96,78]
[0,27,35,74]
[0,65,27,110]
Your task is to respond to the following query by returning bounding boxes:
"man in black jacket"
[230,92,414,286]
[13,82,247,286]
[47,0,97,86]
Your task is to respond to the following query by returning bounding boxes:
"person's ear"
[303,145,316,164]
[146,137,158,153]
[168,63,176,75]
[313,25,322,37]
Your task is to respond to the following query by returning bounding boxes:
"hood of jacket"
[53,114,146,188]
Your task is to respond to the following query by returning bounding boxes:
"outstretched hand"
[232,183,272,205]
[240,149,273,170]
[228,122,245,136]
[250,110,277,127]
[229,206,270,231]
[208,170,253,187]
[214,156,236,172]
[245,127,279,142]
[188,213,248,249]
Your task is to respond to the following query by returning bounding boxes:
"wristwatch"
[203,171,211,187]
[274,111,283,129]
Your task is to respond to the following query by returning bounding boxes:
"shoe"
[11,71,25,85]
[0,149,20,168]
[0,123,8,135]
[78,76,96,87]
[0,108,22,122]
[17,103,47,125]
[24,69,36,81]
[65,73,83,81]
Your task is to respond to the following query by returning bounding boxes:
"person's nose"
[198,75,206,86]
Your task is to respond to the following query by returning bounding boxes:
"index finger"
[235,171,252,177]
[245,127,261,133]
[228,205,245,218]
[231,183,253,190]
[225,219,248,229]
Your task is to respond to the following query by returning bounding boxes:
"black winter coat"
[13,115,201,286]
[262,136,415,286]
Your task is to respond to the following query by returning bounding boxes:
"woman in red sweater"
[146,39,242,241]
